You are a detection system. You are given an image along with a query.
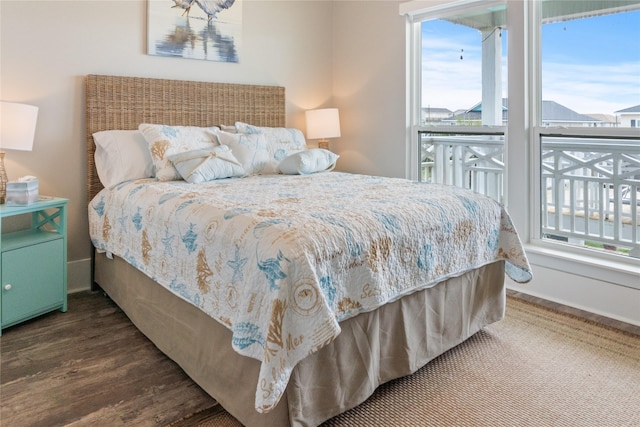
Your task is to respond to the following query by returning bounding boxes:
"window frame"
[403,0,640,290]
[529,0,640,286]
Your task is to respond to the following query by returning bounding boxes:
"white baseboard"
[507,264,640,327]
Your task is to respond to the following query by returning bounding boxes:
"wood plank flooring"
[0,291,217,427]
[1,289,638,427]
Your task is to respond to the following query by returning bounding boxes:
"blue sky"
[421,8,640,115]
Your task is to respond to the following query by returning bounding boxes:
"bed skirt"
[94,253,506,426]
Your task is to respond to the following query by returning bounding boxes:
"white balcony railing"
[541,137,640,258]
[419,132,640,258]
[420,133,505,203]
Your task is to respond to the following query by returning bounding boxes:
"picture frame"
[147,0,242,63]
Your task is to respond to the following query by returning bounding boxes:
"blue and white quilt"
[89,172,532,412]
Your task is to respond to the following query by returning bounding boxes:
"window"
[420,15,506,128]
[402,0,640,266]
[413,2,508,203]
[540,2,640,131]
[537,1,640,258]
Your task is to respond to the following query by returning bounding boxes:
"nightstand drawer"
[1,238,65,327]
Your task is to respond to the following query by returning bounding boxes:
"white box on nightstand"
[6,179,39,205]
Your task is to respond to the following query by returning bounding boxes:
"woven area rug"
[170,296,640,427]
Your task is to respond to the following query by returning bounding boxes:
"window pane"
[540,135,640,257]
[419,131,505,202]
[539,1,640,258]
[420,5,507,126]
[541,2,640,128]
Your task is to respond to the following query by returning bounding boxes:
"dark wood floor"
[1,289,638,427]
[0,291,217,427]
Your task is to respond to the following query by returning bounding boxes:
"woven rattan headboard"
[86,74,285,201]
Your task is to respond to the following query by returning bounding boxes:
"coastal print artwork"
[147,0,242,63]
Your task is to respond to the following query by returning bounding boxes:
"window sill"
[524,243,640,291]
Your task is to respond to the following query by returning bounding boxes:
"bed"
[86,74,532,426]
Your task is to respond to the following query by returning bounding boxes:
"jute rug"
[171,297,640,427]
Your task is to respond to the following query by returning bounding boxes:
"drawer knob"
[4,284,12,291]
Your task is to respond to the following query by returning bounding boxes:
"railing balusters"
[419,132,640,257]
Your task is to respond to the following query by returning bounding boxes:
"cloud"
[421,45,639,114]
[543,61,640,114]
[421,25,504,111]
[421,14,639,115]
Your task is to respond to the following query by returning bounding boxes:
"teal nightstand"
[0,196,68,334]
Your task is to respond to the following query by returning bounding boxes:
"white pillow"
[139,124,220,181]
[93,130,154,188]
[234,122,307,152]
[214,131,278,175]
[278,149,339,175]
[168,145,245,183]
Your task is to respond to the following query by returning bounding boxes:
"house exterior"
[586,114,619,127]
[615,104,640,128]
[437,99,603,127]
[421,107,453,125]
[539,101,602,127]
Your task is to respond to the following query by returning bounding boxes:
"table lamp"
[305,108,341,150]
[0,102,39,204]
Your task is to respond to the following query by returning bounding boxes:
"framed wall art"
[147,0,242,63]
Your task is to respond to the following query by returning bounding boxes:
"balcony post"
[481,26,503,126]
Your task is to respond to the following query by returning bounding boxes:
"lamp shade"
[305,108,341,140]
[0,102,39,151]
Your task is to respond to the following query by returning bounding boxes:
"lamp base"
[318,139,330,150]
[0,151,7,204]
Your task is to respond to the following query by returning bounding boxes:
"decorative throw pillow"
[278,149,339,175]
[214,130,281,175]
[169,145,245,183]
[138,124,220,181]
[234,122,307,151]
[93,130,155,188]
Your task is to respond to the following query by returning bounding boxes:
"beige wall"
[332,1,407,178]
[0,1,406,291]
